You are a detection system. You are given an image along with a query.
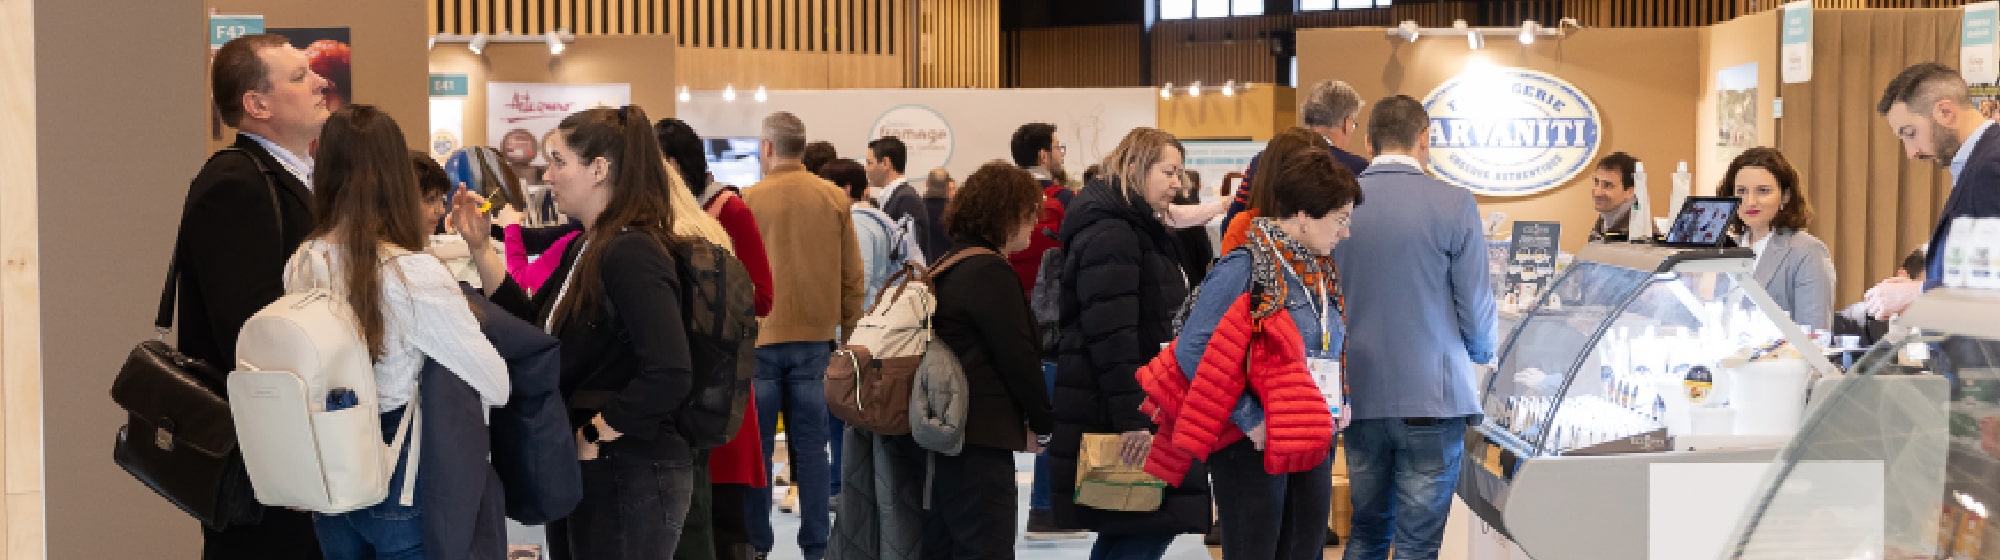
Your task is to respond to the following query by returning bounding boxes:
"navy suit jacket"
[1333,162,1498,420]
[1928,122,2000,290]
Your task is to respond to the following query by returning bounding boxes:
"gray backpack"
[906,248,993,457]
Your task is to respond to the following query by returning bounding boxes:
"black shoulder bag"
[109,148,284,530]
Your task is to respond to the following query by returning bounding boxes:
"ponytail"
[549,104,683,329]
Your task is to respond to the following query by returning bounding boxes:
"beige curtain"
[1777,9,1961,306]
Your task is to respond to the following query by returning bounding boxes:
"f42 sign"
[1423,68,1603,197]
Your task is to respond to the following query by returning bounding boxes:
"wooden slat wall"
[431,0,900,55]
[1777,9,1962,305]
[915,0,1000,88]
[1009,24,1144,88]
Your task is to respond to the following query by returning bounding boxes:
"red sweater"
[706,189,772,486]
[1138,293,1333,485]
[1006,182,1071,292]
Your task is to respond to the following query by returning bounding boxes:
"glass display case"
[1723,288,2000,560]
[1459,242,1839,560]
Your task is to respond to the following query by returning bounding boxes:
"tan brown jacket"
[742,163,865,345]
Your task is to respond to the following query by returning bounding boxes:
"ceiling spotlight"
[1222,80,1236,97]
[427,36,437,51]
[468,33,488,55]
[1520,20,1541,44]
[1468,29,1484,50]
[722,84,737,102]
[1397,21,1420,42]
[1188,81,1202,97]
[678,85,691,103]
[1161,83,1173,99]
[1242,82,1253,90]
[547,31,565,55]
[754,85,768,103]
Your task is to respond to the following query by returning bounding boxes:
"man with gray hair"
[1223,79,1370,233]
[1335,95,1497,560]
[1866,62,2000,318]
[741,111,863,560]
[919,167,953,258]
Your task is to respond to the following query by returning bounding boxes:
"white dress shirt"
[241,131,314,189]
[1370,154,1425,170]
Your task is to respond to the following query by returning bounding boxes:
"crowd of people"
[159,34,1996,560]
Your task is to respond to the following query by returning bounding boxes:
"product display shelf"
[1458,242,1839,560]
[1725,289,2000,560]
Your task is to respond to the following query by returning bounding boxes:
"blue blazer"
[1332,162,1498,420]
[1928,122,2000,290]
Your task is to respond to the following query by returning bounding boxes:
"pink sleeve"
[514,231,579,294]
[504,224,532,282]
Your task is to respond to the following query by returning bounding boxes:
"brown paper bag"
[1074,433,1166,512]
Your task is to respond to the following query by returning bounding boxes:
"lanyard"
[1279,263,1336,353]
[544,239,589,334]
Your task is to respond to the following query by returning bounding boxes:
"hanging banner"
[1965,2,1999,85]
[429,74,469,161]
[487,82,632,181]
[1422,67,1604,197]
[1781,1,1813,84]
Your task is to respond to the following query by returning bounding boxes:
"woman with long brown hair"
[456,104,699,560]
[1217,128,1334,253]
[1718,147,1835,330]
[293,105,510,559]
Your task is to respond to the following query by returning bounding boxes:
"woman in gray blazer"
[1721,147,1836,331]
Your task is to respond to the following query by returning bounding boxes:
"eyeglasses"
[1055,145,1067,155]
[1333,214,1352,229]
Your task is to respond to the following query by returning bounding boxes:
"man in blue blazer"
[1333,95,1498,560]
[1868,62,2000,317]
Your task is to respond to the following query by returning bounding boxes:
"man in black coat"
[177,34,329,560]
[866,136,935,261]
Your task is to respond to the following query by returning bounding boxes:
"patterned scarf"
[1244,218,1341,321]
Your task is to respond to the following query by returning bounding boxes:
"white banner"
[1781,1,1813,84]
[1965,2,1999,84]
[486,82,632,171]
[428,98,465,162]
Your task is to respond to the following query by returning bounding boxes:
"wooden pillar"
[0,0,45,558]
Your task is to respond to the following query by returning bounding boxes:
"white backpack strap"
[385,385,422,507]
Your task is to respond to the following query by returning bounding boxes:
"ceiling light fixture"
[468,33,488,55]
[754,85,768,103]
[1161,83,1174,99]
[1222,80,1236,97]
[722,84,737,102]
[678,85,691,103]
[546,31,565,55]
[1188,81,1202,97]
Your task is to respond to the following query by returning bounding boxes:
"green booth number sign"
[430,74,470,98]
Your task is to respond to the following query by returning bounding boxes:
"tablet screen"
[1664,198,1739,246]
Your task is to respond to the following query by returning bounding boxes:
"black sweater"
[490,230,696,461]
[930,245,1056,451]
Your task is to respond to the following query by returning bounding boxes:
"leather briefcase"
[109,148,279,530]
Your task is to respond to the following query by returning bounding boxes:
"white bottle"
[1945,218,1973,288]
[1629,162,1654,240]
[1972,218,2000,289]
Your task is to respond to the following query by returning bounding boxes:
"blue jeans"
[314,408,421,560]
[1211,438,1333,559]
[751,342,833,558]
[1029,361,1058,512]
[829,412,844,497]
[1087,534,1176,560]
[1340,417,1469,560]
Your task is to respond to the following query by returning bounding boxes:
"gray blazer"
[1333,162,1499,420]
[1753,229,1837,333]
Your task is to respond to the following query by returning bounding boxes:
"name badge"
[1307,357,1343,416]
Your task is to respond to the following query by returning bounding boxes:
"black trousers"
[549,454,697,560]
[919,445,1019,560]
[675,452,718,560]
[1209,438,1334,560]
[201,508,323,560]
[712,483,755,560]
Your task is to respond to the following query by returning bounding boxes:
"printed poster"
[1715,63,1759,167]
[269,28,354,112]
[1507,221,1562,297]
[1781,1,1813,84]
[487,82,632,183]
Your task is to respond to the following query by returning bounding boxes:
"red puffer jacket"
[1137,293,1333,486]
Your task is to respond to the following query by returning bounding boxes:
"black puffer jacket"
[1047,177,1210,536]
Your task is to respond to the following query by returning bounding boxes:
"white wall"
[676,88,1159,183]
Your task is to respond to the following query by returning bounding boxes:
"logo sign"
[210,15,264,51]
[1781,1,1813,83]
[1423,68,1603,197]
[429,73,469,97]
[869,104,953,176]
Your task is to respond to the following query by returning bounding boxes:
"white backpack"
[229,244,420,514]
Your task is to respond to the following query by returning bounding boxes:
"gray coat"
[826,427,925,560]
[1333,162,1499,420]
[1752,229,1836,332]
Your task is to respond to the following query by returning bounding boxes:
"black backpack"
[670,238,761,449]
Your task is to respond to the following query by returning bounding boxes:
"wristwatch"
[581,422,601,444]
[1036,434,1052,447]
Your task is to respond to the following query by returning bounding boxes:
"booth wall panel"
[1777,9,1959,305]
[431,36,680,148]
[1694,10,1780,196]
[1297,27,1701,254]
[208,0,432,151]
[35,0,208,558]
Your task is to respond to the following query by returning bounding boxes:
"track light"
[678,86,691,103]
[1520,20,1541,44]
[754,86,768,103]
[1222,80,1236,97]
[468,33,488,55]
[1398,21,1420,42]
[1161,83,1173,99]
[427,36,437,51]
[546,31,565,55]
[1188,81,1201,97]
[1468,29,1484,50]
[722,84,737,102]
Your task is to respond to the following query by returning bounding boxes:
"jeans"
[1087,534,1176,560]
[1029,361,1058,512]
[1340,417,1469,560]
[1210,438,1333,560]
[829,412,845,497]
[314,408,420,560]
[752,341,834,558]
[673,452,715,560]
[549,454,698,560]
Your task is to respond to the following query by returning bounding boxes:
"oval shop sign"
[870,104,955,176]
[1422,67,1602,197]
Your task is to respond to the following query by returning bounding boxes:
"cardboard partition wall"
[1298,27,1704,253]
[429,35,680,162]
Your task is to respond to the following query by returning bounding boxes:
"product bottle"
[1946,218,1974,288]
[1973,218,2000,290]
